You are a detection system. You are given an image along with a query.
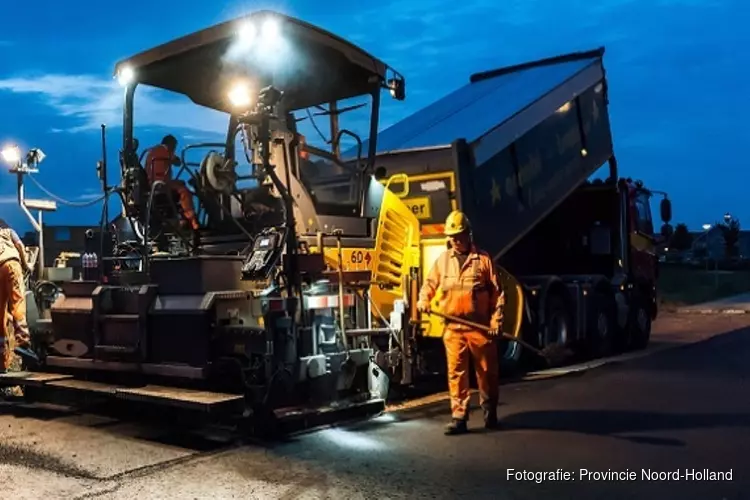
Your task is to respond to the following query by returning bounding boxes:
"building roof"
[346,48,604,158]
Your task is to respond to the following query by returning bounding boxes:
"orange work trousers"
[168,180,198,229]
[0,259,30,371]
[443,328,499,420]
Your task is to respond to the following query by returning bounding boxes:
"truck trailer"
[347,48,671,373]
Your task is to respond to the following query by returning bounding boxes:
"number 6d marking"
[351,250,364,263]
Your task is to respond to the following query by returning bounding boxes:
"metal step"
[46,378,124,395]
[115,385,244,412]
[0,371,73,387]
[0,372,243,413]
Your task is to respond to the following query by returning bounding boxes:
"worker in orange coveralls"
[0,218,38,373]
[144,134,199,230]
[417,210,504,435]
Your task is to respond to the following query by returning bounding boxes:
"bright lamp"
[1,145,21,165]
[228,82,253,108]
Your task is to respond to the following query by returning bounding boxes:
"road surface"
[2,313,749,499]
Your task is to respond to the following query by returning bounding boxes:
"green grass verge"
[658,266,750,307]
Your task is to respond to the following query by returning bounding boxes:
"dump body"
[356,49,613,260]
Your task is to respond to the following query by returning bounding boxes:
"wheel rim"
[548,312,568,345]
[597,312,609,338]
[637,307,649,331]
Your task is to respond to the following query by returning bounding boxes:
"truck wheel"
[543,295,571,348]
[628,299,652,350]
[587,292,616,358]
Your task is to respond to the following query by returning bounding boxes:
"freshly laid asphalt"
[2,313,749,499]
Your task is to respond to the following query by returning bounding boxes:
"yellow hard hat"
[444,210,470,236]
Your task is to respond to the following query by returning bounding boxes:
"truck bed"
[350,48,614,259]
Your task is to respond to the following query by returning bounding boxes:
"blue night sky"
[0,0,747,233]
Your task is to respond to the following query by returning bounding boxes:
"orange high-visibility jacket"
[0,228,21,267]
[419,245,504,331]
[145,145,175,183]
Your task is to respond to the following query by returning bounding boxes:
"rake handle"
[428,310,545,357]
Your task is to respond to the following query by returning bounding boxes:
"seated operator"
[144,134,200,231]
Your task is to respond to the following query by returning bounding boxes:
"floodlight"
[261,18,280,40]
[238,22,257,46]
[1,145,21,165]
[117,66,135,86]
[228,82,253,108]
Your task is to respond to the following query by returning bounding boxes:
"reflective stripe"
[421,224,445,236]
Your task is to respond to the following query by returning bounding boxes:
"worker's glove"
[417,301,431,314]
[487,322,501,337]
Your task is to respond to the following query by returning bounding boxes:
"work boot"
[444,418,468,435]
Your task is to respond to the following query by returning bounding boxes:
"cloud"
[0,74,228,134]
[0,194,16,204]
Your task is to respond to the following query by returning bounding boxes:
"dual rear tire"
[502,287,651,371]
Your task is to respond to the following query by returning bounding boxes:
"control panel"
[241,227,285,280]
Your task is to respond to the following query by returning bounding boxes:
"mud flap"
[496,266,526,370]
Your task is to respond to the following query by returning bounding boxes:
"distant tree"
[718,217,741,258]
[669,223,693,251]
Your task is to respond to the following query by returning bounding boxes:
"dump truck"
[343,48,671,373]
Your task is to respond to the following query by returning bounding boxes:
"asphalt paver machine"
[0,11,418,432]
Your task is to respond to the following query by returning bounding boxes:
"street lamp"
[2,142,55,279]
[1,144,21,166]
[724,212,732,224]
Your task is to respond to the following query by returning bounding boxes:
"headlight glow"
[228,82,253,108]
[117,66,135,87]
[238,22,257,47]
[261,18,280,39]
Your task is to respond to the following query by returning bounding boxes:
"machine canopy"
[113,10,397,112]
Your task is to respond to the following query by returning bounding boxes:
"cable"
[26,174,109,207]
[306,108,329,145]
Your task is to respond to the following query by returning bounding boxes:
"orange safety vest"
[144,144,174,183]
[419,245,505,331]
[0,228,21,267]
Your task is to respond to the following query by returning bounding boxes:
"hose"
[27,174,109,207]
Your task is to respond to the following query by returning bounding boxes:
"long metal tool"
[428,310,573,367]
[333,229,357,387]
